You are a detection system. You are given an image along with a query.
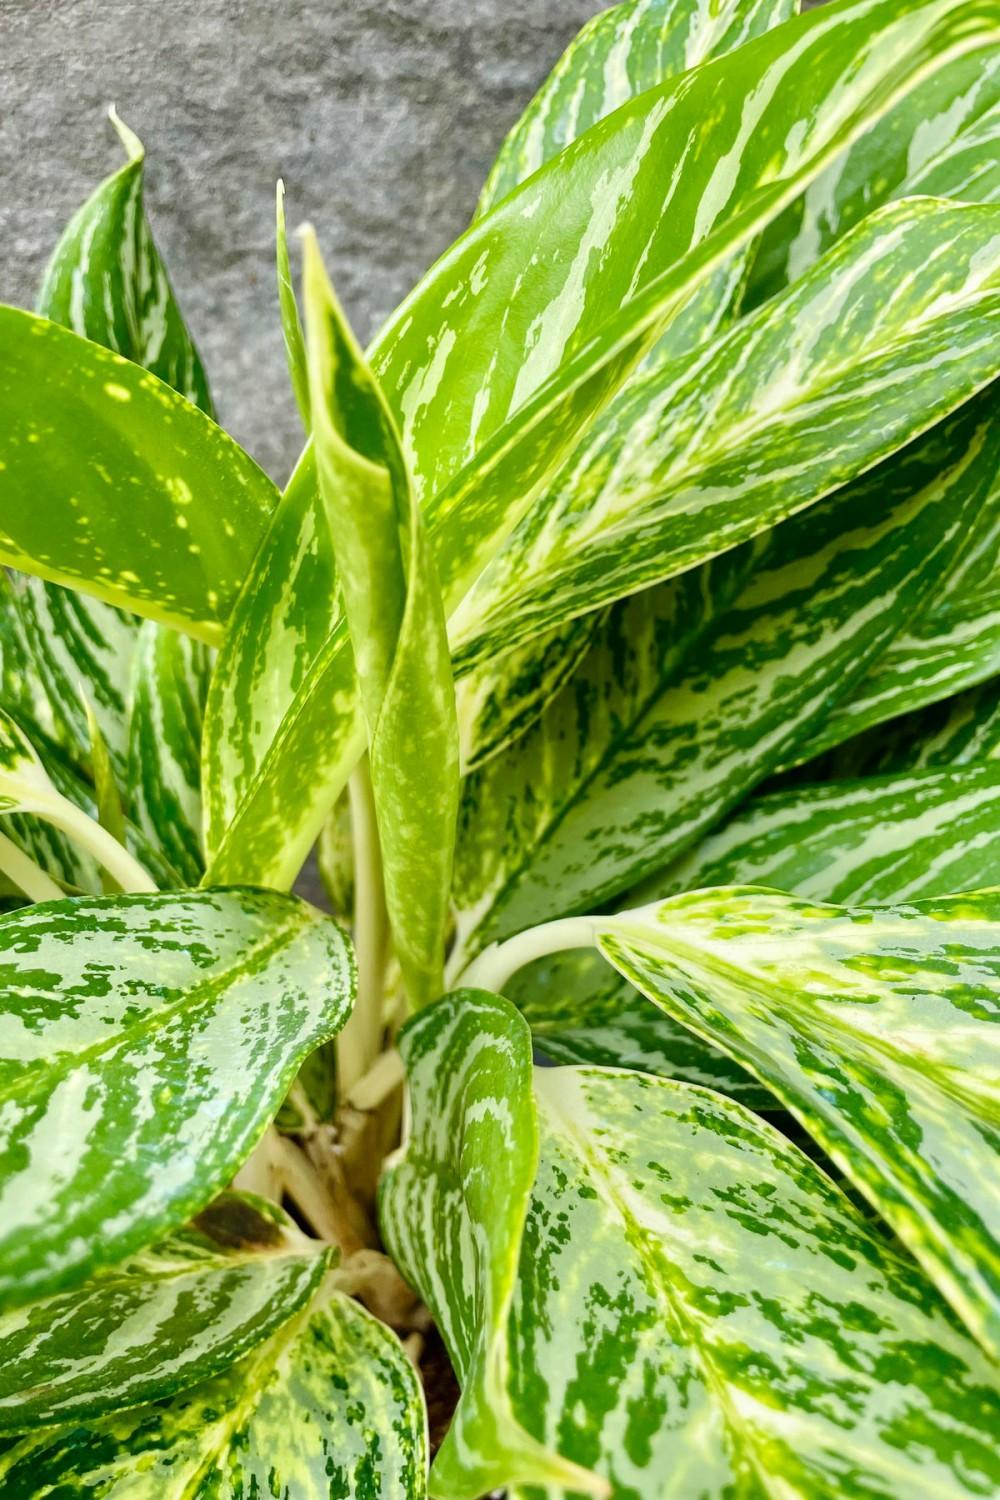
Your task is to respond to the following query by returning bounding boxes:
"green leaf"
[0,1290,427,1498]
[297,230,458,1002]
[831,676,1000,777]
[127,620,209,887]
[276,180,310,429]
[0,1192,329,1432]
[84,695,127,893]
[451,197,1000,668]
[477,0,794,217]
[454,396,995,959]
[383,992,1000,1498]
[37,109,214,416]
[598,887,1000,1358]
[516,1065,1000,1499]
[379,991,599,1499]
[0,307,277,644]
[0,888,355,1309]
[750,48,1000,304]
[506,946,773,1107]
[202,0,1000,888]
[659,759,1000,905]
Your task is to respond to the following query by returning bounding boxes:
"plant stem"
[0,829,65,903]
[337,759,387,1094]
[457,915,601,994]
[40,793,156,893]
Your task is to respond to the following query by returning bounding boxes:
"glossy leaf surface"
[0,1292,426,1498]
[600,888,1000,1357]
[0,889,354,1309]
[0,1193,329,1431]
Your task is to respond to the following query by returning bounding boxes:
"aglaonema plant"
[1,0,1000,1492]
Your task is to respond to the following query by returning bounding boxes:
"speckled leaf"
[511,1064,1000,1499]
[379,991,600,1499]
[505,946,772,1107]
[0,1290,427,1499]
[750,47,1000,304]
[27,112,216,783]
[451,197,1000,668]
[477,0,794,216]
[599,887,1000,1357]
[128,620,209,887]
[0,1193,329,1432]
[830,675,1000,777]
[202,0,1000,887]
[454,396,995,959]
[0,307,277,643]
[0,888,355,1310]
[301,233,458,1000]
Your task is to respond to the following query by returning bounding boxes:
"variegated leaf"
[454,397,995,960]
[476,0,794,216]
[506,757,1000,1097]
[0,1192,329,1432]
[598,887,1000,1357]
[0,1291,426,1498]
[515,1065,1000,1499]
[660,758,1000,901]
[829,675,1000,776]
[379,990,598,1499]
[505,945,773,1107]
[750,47,1000,303]
[451,197,1000,668]
[0,888,355,1310]
[202,0,999,888]
[383,992,1000,1499]
[276,179,310,429]
[0,307,277,642]
[300,232,458,1001]
[128,620,210,887]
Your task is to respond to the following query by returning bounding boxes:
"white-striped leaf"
[382,992,1000,1498]
[300,233,458,1000]
[476,0,794,217]
[830,675,1000,776]
[750,47,1000,303]
[201,0,998,887]
[128,620,209,887]
[379,990,599,1499]
[659,759,1000,904]
[0,1290,426,1498]
[0,307,276,643]
[454,396,995,959]
[451,197,1000,669]
[0,1192,329,1432]
[598,887,1000,1357]
[0,888,354,1310]
[506,756,1000,1096]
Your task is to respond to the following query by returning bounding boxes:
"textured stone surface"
[1,0,597,479]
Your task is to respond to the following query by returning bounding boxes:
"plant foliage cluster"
[1,0,999,1494]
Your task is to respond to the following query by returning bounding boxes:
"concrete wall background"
[1,0,601,480]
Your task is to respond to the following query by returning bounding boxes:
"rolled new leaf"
[382,992,1000,1498]
[0,1192,329,1431]
[0,888,355,1309]
[300,230,458,1006]
[0,1290,426,1497]
[597,887,1000,1358]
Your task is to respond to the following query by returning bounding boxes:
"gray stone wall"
[1,0,599,480]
